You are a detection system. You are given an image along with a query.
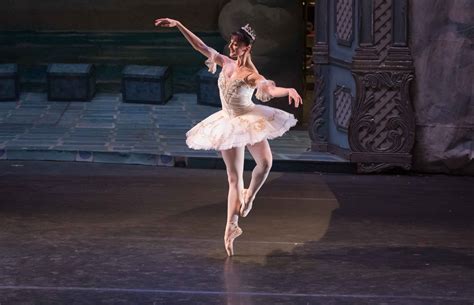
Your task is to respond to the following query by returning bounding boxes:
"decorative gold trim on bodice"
[217,72,256,117]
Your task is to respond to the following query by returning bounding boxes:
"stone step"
[0,92,353,172]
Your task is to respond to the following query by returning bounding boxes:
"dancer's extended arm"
[249,74,303,108]
[154,18,228,67]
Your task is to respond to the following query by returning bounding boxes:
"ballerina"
[154,18,302,256]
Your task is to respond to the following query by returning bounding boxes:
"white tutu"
[186,104,297,150]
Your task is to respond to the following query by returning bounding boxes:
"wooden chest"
[0,64,19,101]
[196,68,221,107]
[122,65,173,104]
[47,63,96,101]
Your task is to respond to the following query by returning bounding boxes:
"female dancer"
[154,18,302,256]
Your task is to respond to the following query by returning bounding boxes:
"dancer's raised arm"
[154,18,229,69]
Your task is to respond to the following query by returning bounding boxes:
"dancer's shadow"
[161,171,340,257]
[159,171,341,303]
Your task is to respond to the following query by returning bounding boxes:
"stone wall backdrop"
[0,0,230,93]
[0,0,229,31]
[0,0,304,121]
[410,0,473,175]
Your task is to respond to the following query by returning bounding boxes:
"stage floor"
[0,161,472,304]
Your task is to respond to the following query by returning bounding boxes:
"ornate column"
[349,0,415,173]
[310,0,330,151]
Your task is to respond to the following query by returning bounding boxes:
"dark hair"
[231,28,255,46]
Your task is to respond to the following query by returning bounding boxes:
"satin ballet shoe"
[224,222,243,257]
[240,189,254,218]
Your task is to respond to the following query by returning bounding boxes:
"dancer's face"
[228,36,251,59]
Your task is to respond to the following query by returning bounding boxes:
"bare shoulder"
[245,72,266,87]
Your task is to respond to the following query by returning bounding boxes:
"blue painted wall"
[325,0,360,150]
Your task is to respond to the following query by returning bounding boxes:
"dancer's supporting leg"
[241,139,273,217]
[221,146,245,256]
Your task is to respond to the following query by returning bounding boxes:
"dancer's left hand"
[154,18,179,28]
[288,88,303,108]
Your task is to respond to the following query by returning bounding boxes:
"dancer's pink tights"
[221,139,273,224]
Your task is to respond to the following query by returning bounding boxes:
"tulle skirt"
[186,105,297,151]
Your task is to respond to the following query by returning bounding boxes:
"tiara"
[241,24,256,41]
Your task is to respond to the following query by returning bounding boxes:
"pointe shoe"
[240,189,253,218]
[224,222,243,256]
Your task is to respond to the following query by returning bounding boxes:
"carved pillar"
[349,0,415,173]
[386,0,412,65]
[310,0,329,151]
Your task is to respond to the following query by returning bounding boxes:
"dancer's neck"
[236,54,257,72]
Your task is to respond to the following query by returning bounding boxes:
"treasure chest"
[0,64,19,101]
[122,65,173,104]
[47,63,96,101]
[196,67,221,107]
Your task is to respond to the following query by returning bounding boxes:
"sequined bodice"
[217,72,256,117]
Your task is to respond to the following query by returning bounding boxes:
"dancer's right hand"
[154,18,179,28]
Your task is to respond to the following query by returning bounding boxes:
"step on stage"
[0,92,354,173]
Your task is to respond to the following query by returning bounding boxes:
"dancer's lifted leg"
[241,139,272,217]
